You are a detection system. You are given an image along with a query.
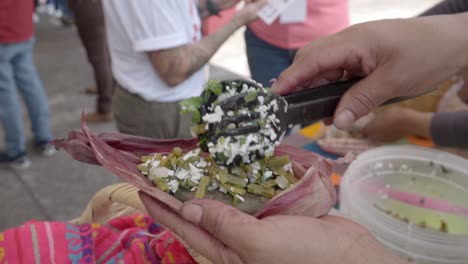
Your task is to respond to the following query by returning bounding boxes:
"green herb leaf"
[192,110,201,123]
[180,97,203,114]
[207,80,223,96]
[216,152,228,163]
[244,91,259,103]
[203,90,211,102]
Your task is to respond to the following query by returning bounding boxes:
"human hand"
[362,107,432,142]
[233,0,267,25]
[361,107,413,142]
[140,193,406,264]
[272,14,468,129]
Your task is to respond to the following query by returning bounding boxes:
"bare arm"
[431,111,468,149]
[149,1,265,87]
[148,17,243,87]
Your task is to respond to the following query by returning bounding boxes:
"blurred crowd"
[1,0,351,169]
[1,0,468,166]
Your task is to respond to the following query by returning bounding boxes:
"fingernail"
[181,203,203,224]
[335,109,356,129]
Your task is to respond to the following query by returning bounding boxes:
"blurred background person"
[245,0,349,87]
[54,0,74,26]
[0,0,55,169]
[103,0,266,139]
[69,0,114,122]
[362,74,468,148]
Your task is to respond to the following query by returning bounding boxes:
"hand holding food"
[140,194,407,264]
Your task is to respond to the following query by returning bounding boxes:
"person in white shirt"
[102,0,266,139]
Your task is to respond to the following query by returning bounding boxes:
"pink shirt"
[249,0,349,50]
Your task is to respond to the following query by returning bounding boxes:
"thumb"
[333,70,394,129]
[181,199,260,250]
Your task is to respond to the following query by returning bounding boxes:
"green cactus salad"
[136,80,295,207]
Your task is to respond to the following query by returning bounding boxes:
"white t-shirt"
[102,0,205,102]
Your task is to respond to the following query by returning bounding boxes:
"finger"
[272,39,362,95]
[320,69,346,82]
[139,192,242,264]
[333,69,394,129]
[180,199,260,251]
[271,53,320,95]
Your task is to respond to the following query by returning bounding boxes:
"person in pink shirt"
[245,0,349,87]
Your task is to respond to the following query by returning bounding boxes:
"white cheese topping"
[150,167,169,179]
[235,194,245,203]
[202,105,224,123]
[168,180,179,193]
[189,163,203,183]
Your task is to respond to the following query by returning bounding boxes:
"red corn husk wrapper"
[51,116,337,219]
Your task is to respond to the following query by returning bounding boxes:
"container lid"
[341,146,468,263]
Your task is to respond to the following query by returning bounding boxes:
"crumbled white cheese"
[207,181,219,192]
[197,160,207,168]
[235,194,245,203]
[270,130,277,141]
[175,168,190,180]
[270,99,279,111]
[248,173,257,183]
[202,105,224,123]
[168,180,179,193]
[263,170,273,180]
[219,187,227,194]
[189,163,203,183]
[251,162,260,173]
[150,167,169,179]
[258,96,264,104]
[183,148,200,161]
[149,159,160,168]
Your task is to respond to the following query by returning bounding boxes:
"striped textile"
[0,213,195,264]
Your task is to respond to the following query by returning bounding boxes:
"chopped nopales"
[182,80,287,166]
[52,115,338,220]
[136,148,304,205]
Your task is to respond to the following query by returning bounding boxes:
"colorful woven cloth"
[0,213,196,264]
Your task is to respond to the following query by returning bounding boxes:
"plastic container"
[340,146,468,264]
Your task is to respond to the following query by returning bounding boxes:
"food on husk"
[52,115,337,218]
[136,146,297,208]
